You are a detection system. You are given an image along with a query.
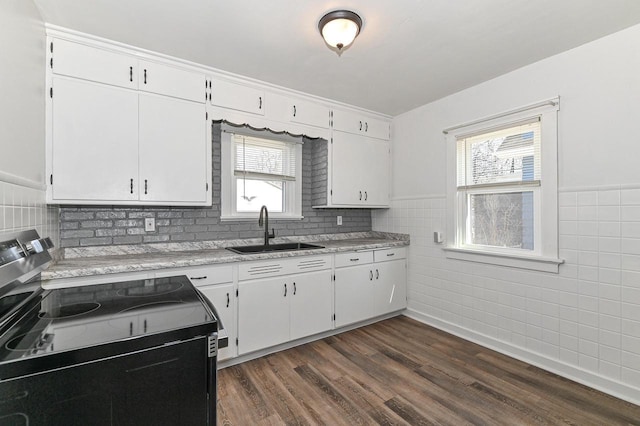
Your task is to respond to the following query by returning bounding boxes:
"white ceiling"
[32,0,640,116]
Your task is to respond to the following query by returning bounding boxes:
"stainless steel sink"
[225,242,324,254]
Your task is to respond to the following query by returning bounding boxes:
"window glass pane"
[461,120,540,187]
[469,191,534,250]
[236,178,284,213]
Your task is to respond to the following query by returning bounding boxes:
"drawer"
[374,247,407,263]
[173,265,233,287]
[335,251,374,268]
[239,255,331,281]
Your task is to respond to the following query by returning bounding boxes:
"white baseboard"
[404,308,640,406]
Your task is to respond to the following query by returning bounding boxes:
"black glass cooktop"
[0,276,214,364]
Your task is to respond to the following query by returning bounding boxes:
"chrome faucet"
[258,205,275,246]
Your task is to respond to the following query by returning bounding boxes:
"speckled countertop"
[42,232,409,280]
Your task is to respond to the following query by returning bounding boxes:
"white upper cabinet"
[51,38,137,89]
[332,109,390,140]
[210,78,265,115]
[138,60,206,103]
[46,36,211,206]
[138,94,208,203]
[331,131,390,207]
[50,77,139,202]
[289,98,330,129]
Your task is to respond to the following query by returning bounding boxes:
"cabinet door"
[198,283,236,361]
[332,109,390,140]
[138,60,206,103]
[334,264,374,328]
[51,77,139,202]
[290,99,330,129]
[331,130,366,205]
[290,270,332,340]
[210,79,265,115]
[52,38,137,89]
[373,260,407,315]
[138,94,209,204]
[238,276,289,355]
[364,139,390,206]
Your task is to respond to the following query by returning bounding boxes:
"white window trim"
[443,98,564,273]
[220,128,303,221]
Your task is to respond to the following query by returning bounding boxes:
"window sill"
[443,246,564,273]
[220,215,303,222]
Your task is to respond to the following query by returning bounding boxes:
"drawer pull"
[386,253,395,257]
[190,276,208,280]
[350,258,360,262]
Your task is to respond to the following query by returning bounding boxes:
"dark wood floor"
[217,316,640,425]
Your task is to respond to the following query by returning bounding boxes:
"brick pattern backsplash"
[59,124,371,248]
[372,185,640,402]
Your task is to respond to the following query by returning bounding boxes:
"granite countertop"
[42,232,409,280]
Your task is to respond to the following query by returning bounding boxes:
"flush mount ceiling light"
[318,10,362,54]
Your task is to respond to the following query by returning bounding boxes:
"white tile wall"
[373,185,640,403]
[0,180,59,246]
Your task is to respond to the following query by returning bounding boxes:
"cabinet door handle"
[143,319,147,333]
[365,122,368,132]
[359,120,363,131]
[369,270,373,281]
[293,105,296,117]
[364,191,368,201]
[259,96,262,109]
[144,179,148,195]
[226,292,230,308]
[376,269,379,280]
[359,191,362,201]
[190,276,207,280]
[129,322,133,336]
[129,66,133,82]
[143,69,147,84]
[130,178,133,194]
[293,282,296,295]
[284,283,287,297]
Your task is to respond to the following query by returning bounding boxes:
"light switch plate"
[145,217,156,232]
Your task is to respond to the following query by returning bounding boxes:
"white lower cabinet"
[237,256,332,355]
[335,248,407,328]
[197,283,236,361]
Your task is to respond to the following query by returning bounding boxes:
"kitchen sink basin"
[225,242,324,254]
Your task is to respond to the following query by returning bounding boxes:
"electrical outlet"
[145,217,156,232]
[337,216,342,225]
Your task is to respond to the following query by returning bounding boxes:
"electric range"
[0,230,226,426]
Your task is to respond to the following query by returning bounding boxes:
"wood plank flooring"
[217,316,640,425]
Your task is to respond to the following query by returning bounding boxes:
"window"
[221,127,303,220]
[444,99,562,272]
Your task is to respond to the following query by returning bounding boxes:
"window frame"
[444,99,563,273]
[220,127,303,221]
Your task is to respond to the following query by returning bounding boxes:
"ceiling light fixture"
[318,10,362,54]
